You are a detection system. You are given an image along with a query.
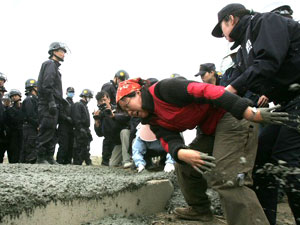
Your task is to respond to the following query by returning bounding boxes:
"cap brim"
[212,22,223,38]
[194,71,206,77]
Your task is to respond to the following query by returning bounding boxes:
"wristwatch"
[250,107,258,121]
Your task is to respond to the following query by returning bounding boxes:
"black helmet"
[263,3,293,18]
[0,72,7,82]
[48,42,68,55]
[272,5,293,17]
[80,89,93,98]
[25,79,37,89]
[9,89,22,98]
[115,70,129,81]
[67,87,75,92]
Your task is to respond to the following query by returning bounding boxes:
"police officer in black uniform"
[57,87,75,164]
[212,3,300,224]
[5,89,23,163]
[0,86,8,163]
[36,42,68,164]
[72,89,93,165]
[21,79,38,163]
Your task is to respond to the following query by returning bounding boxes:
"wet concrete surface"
[0,164,173,223]
[0,163,296,225]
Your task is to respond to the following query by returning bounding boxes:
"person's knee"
[120,129,130,138]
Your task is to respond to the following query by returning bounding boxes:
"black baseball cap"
[212,3,246,38]
[194,63,216,77]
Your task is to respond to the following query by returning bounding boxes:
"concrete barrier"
[2,179,173,225]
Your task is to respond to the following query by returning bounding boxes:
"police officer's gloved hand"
[80,128,88,137]
[48,102,57,116]
[66,116,73,124]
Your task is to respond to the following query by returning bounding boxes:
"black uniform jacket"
[72,100,90,130]
[22,94,38,128]
[37,59,63,105]
[229,13,300,104]
[101,80,117,106]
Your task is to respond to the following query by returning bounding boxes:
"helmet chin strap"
[53,53,64,62]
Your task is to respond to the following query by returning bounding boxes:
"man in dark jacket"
[36,42,68,164]
[100,70,129,165]
[57,87,75,164]
[21,79,38,163]
[212,3,300,224]
[72,89,93,165]
[195,63,221,85]
[5,89,23,163]
[94,90,132,168]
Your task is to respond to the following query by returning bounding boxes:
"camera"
[98,103,107,112]
[98,103,112,116]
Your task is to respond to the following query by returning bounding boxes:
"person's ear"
[229,15,238,25]
[136,90,141,96]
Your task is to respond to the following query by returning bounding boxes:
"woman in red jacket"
[116,77,288,225]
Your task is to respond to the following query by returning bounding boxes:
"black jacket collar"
[80,99,87,106]
[229,15,251,50]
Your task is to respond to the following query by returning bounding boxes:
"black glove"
[79,128,88,138]
[66,116,73,124]
[48,102,57,116]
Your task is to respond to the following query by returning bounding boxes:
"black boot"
[85,159,93,166]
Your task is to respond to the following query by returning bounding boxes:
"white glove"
[137,164,145,173]
[164,163,175,173]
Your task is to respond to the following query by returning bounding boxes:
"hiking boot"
[174,206,213,221]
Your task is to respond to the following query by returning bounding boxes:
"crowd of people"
[0,44,175,171]
[0,2,300,225]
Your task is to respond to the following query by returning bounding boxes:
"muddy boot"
[174,206,213,222]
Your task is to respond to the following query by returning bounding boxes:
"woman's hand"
[177,149,216,173]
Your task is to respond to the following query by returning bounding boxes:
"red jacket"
[141,78,251,162]
[149,83,226,135]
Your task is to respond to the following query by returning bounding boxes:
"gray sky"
[1,0,299,156]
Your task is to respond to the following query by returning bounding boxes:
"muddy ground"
[0,157,296,225]
[88,181,296,225]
